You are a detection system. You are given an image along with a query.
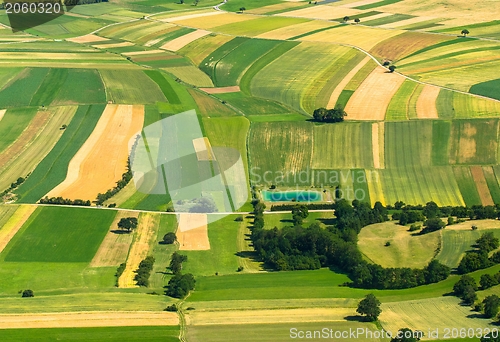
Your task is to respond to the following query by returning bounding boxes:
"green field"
[0,68,49,107]
[0,107,37,153]
[470,78,500,100]
[0,326,179,342]
[52,69,107,105]
[385,80,418,120]
[216,92,294,116]
[3,206,116,262]
[15,105,104,203]
[212,16,309,37]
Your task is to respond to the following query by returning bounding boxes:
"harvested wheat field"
[0,110,52,169]
[200,86,240,94]
[0,205,36,254]
[193,137,215,161]
[416,85,440,119]
[90,211,140,267]
[186,308,354,325]
[257,20,335,40]
[471,166,494,206]
[174,12,253,30]
[46,104,144,201]
[66,34,109,44]
[345,67,405,120]
[177,213,210,251]
[92,42,135,49]
[0,109,6,121]
[0,311,178,329]
[162,10,223,23]
[327,56,371,108]
[118,212,159,288]
[160,29,211,51]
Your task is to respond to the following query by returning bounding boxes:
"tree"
[162,232,176,244]
[453,274,478,298]
[476,232,499,252]
[356,293,381,321]
[117,217,138,232]
[343,16,350,22]
[483,294,500,318]
[166,273,195,298]
[354,18,360,24]
[462,285,477,305]
[424,260,450,284]
[461,29,469,37]
[420,218,445,234]
[292,205,309,226]
[312,105,347,123]
[390,328,422,342]
[388,65,397,73]
[457,251,491,274]
[480,274,498,290]
[22,289,34,297]
[169,252,188,274]
[482,332,500,342]
[239,7,246,12]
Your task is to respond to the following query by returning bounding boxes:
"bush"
[162,232,177,244]
[22,289,34,297]
[115,262,126,286]
[385,241,391,247]
[164,305,178,312]
[237,266,244,272]
[409,224,421,232]
[234,216,244,222]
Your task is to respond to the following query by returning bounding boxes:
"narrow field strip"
[200,86,240,94]
[66,34,109,44]
[161,11,223,23]
[90,211,139,267]
[118,212,159,288]
[0,311,178,329]
[416,85,440,119]
[345,67,405,120]
[372,123,380,169]
[0,205,36,254]
[46,104,144,201]
[470,166,494,206]
[380,15,436,29]
[122,50,164,56]
[366,169,385,206]
[327,56,370,108]
[160,30,211,52]
[92,42,134,49]
[0,109,5,122]
[177,213,210,251]
[186,308,355,325]
[276,5,363,20]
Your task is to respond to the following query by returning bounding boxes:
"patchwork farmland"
[2,0,500,341]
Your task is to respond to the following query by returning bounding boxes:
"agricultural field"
[2,0,500,340]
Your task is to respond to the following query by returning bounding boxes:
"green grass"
[436,89,455,119]
[0,68,49,107]
[52,69,106,105]
[4,206,116,262]
[150,214,177,288]
[362,13,414,26]
[240,41,299,95]
[385,80,417,120]
[385,121,432,168]
[181,215,241,276]
[0,205,18,228]
[213,38,282,87]
[288,25,337,40]
[247,113,307,122]
[0,107,37,153]
[0,68,22,89]
[249,121,313,186]
[483,166,500,203]
[186,89,237,117]
[470,78,500,100]
[0,326,179,342]
[99,69,167,104]
[29,68,68,107]
[436,229,481,268]
[263,212,333,230]
[221,0,282,12]
[453,167,482,206]
[216,92,293,115]
[15,105,104,203]
[164,66,214,87]
[344,59,377,91]
[335,90,354,108]
[212,16,309,37]
[431,120,451,166]
[250,43,351,113]
[144,70,181,104]
[311,122,373,169]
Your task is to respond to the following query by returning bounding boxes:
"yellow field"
[178,34,234,66]
[379,15,436,29]
[200,86,240,94]
[161,10,223,23]
[160,29,211,51]
[0,109,5,122]
[300,25,405,51]
[366,170,385,206]
[471,166,494,206]
[118,212,160,288]
[0,205,36,254]
[327,56,371,108]
[164,66,214,87]
[276,5,363,20]
[257,20,336,40]
[345,67,405,120]
[90,210,139,267]
[174,12,254,29]
[66,34,109,44]
[248,2,307,14]
[46,105,144,201]
[416,85,440,119]
[177,213,210,251]
[0,311,178,329]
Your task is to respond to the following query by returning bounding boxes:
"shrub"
[162,232,177,244]
[22,289,34,297]
[234,216,244,222]
[164,305,178,312]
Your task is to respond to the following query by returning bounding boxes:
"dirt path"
[327,56,370,109]
[416,84,440,119]
[0,311,178,329]
[0,205,36,254]
[471,166,494,206]
[118,212,159,288]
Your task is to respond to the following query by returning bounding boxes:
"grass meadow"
[0,107,37,153]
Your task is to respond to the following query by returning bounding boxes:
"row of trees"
[39,196,91,206]
[96,159,133,205]
[134,256,155,287]
[312,105,347,123]
[168,252,187,275]
[454,273,500,319]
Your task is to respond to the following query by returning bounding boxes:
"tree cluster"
[96,158,133,205]
[270,203,335,211]
[165,273,195,298]
[169,252,187,274]
[39,196,91,206]
[162,232,177,244]
[134,256,155,287]
[457,232,500,274]
[386,201,500,221]
[312,105,346,123]
[291,205,309,226]
[117,217,138,233]
[115,262,126,287]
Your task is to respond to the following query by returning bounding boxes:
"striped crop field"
[257,20,336,40]
[448,119,498,165]
[248,122,313,186]
[211,16,310,37]
[385,80,418,120]
[250,42,352,113]
[178,34,234,66]
[311,122,373,169]
[173,12,255,30]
